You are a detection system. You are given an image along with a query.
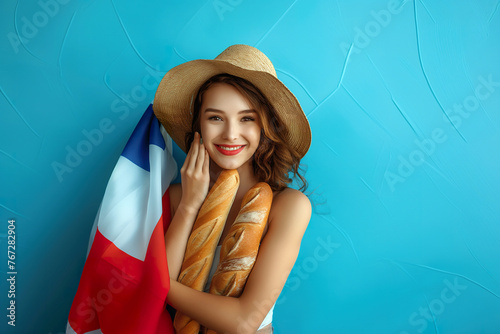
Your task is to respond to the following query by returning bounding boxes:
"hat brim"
[153,58,311,157]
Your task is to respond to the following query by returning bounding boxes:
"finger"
[181,148,192,173]
[187,132,200,171]
[182,132,198,171]
[203,147,210,175]
[196,142,206,170]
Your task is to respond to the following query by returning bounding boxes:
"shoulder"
[269,187,311,232]
[168,183,182,217]
[272,187,311,212]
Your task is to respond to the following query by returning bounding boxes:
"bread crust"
[203,182,273,334]
[174,169,240,334]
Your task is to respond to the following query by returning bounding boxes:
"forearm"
[165,204,199,279]
[168,279,254,334]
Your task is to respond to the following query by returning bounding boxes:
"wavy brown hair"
[185,73,308,193]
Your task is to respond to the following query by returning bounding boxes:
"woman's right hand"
[178,132,210,214]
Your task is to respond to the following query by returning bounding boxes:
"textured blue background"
[1,0,500,333]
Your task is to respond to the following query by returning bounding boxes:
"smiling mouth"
[215,144,246,155]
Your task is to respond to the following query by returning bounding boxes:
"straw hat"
[153,44,311,158]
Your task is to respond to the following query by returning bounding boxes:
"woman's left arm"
[167,188,312,334]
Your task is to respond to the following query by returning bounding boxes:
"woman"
[153,45,312,334]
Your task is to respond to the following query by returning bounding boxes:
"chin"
[215,160,243,170]
[211,155,253,171]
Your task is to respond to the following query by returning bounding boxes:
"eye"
[208,116,222,121]
[241,116,255,122]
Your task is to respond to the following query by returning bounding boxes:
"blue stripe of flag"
[121,104,166,171]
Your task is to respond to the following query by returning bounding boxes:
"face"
[199,83,262,171]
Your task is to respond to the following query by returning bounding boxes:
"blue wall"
[1,0,499,333]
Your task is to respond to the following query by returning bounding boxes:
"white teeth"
[218,145,243,151]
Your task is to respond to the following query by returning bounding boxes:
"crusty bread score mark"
[177,258,207,287]
[184,217,219,260]
[197,175,239,217]
[219,256,255,272]
[174,170,240,334]
[233,209,267,225]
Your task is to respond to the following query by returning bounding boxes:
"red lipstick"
[215,144,245,156]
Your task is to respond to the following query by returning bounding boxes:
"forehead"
[202,83,255,111]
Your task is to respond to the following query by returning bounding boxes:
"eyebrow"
[204,108,256,114]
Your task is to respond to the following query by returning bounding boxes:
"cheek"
[248,127,262,151]
[255,133,261,145]
[253,126,262,143]
[199,121,212,141]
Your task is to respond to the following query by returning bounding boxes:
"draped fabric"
[66,105,177,334]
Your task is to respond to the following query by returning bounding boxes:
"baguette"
[203,182,273,334]
[174,169,240,334]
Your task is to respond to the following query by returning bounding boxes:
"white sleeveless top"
[204,245,274,330]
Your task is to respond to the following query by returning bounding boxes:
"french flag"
[66,105,177,334]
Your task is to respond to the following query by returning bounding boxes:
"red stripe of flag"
[68,189,174,334]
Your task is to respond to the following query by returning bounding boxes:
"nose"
[222,120,239,141]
